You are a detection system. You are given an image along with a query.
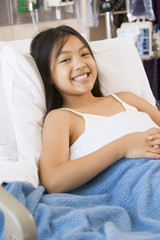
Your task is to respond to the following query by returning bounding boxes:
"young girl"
[30,25,160,193]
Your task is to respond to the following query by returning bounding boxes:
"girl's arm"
[116,92,160,149]
[39,109,160,194]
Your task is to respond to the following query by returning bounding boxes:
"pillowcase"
[0,42,16,148]
[1,45,46,164]
[0,36,156,187]
[89,37,155,106]
[0,39,32,162]
[0,43,45,187]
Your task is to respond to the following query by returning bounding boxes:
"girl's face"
[50,34,97,100]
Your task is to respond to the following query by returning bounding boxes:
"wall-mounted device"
[18,0,28,13]
[117,21,155,60]
[18,0,39,13]
[44,0,74,20]
[0,0,76,28]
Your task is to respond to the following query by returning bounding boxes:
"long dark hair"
[30,25,103,114]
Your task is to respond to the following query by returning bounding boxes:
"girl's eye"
[81,52,90,57]
[60,58,70,63]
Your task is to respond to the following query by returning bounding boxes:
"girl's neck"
[62,92,99,110]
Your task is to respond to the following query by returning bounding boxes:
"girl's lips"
[72,73,90,82]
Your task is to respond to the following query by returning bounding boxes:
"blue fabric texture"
[1,157,160,240]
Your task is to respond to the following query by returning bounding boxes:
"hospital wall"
[0,19,82,41]
[0,16,110,41]
[0,0,83,41]
[0,0,123,41]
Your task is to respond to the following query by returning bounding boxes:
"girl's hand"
[146,129,160,151]
[122,128,160,159]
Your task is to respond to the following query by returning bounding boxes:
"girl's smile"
[72,72,90,83]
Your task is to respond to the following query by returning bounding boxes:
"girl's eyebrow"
[59,45,88,56]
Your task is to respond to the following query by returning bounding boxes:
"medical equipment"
[44,0,74,20]
[0,0,76,31]
[18,0,28,13]
[18,1,39,16]
[117,21,155,59]
[18,0,39,30]
[116,0,160,107]
[117,21,160,106]
[117,21,160,60]
[127,0,155,22]
[117,0,160,60]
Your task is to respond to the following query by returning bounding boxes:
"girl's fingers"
[148,136,160,148]
[147,152,160,159]
[153,144,160,150]
[149,139,160,146]
[147,134,160,141]
[148,146,160,155]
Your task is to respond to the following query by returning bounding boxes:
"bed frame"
[0,185,37,240]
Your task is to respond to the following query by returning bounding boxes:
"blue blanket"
[1,158,160,240]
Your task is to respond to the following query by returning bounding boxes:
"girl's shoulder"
[113,91,137,98]
[44,108,82,128]
[44,108,73,127]
[114,91,157,113]
[46,108,73,118]
[112,91,141,105]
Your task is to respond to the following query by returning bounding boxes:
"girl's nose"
[73,61,86,71]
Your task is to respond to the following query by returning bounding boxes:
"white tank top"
[60,94,138,131]
[60,94,159,160]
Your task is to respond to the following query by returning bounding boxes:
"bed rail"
[0,185,37,240]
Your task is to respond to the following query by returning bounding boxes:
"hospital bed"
[0,35,159,240]
[0,185,37,239]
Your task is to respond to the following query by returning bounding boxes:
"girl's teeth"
[74,74,87,81]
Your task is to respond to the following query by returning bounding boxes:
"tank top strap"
[111,93,137,112]
[59,108,105,131]
[60,107,88,130]
[60,108,85,117]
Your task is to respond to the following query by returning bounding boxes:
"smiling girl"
[31,25,160,193]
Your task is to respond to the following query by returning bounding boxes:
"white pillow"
[0,37,155,187]
[0,39,32,162]
[1,46,46,164]
[0,39,44,187]
[89,37,155,105]
[0,42,16,149]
